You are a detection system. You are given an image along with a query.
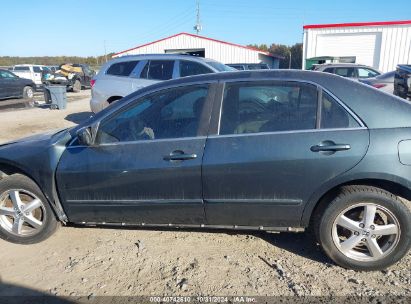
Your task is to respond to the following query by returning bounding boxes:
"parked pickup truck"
[394,64,411,99]
[45,64,96,92]
[9,65,50,90]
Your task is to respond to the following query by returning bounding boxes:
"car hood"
[0,128,70,148]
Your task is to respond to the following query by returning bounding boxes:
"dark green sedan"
[0,70,410,271]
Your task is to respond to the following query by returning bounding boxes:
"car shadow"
[65,112,93,124]
[256,231,333,265]
[0,281,75,303]
[68,223,332,265]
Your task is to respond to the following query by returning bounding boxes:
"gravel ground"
[0,92,410,300]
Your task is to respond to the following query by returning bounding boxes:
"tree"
[250,42,303,69]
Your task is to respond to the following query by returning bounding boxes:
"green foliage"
[0,53,116,69]
[248,42,303,69]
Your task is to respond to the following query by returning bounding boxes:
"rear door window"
[334,67,355,78]
[219,81,318,135]
[107,61,139,77]
[179,60,213,77]
[14,66,30,71]
[357,68,379,79]
[140,60,174,80]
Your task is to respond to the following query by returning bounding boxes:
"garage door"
[315,32,382,68]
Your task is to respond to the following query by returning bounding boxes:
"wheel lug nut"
[371,235,376,238]
[370,225,375,230]
[361,238,366,242]
[354,231,360,236]
[25,212,29,215]
[359,223,365,228]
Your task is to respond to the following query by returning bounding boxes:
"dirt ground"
[0,92,410,300]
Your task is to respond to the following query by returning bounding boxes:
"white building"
[113,32,281,68]
[303,20,411,72]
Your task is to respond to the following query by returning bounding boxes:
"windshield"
[205,61,235,72]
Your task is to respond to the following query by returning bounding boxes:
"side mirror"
[77,127,93,146]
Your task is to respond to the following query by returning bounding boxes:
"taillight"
[372,83,387,89]
[90,79,96,88]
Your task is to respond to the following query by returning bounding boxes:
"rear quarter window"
[106,61,139,76]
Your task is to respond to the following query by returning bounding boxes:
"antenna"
[193,0,202,34]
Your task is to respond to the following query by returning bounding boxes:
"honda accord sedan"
[0,70,411,271]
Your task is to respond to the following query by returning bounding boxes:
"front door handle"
[311,142,351,152]
[164,150,197,161]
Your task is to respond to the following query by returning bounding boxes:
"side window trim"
[320,87,366,128]
[94,82,217,145]
[213,79,366,136]
[130,60,148,78]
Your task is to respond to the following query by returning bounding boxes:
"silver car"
[90,54,233,113]
[312,63,381,80]
[359,71,395,95]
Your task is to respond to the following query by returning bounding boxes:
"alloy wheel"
[332,203,400,262]
[0,189,45,236]
[27,88,34,99]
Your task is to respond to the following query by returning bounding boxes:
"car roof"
[316,63,375,68]
[89,69,411,130]
[110,54,217,63]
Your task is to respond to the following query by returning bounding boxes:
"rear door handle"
[164,151,197,161]
[311,143,351,152]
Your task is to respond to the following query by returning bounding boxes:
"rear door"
[102,60,141,97]
[0,71,6,98]
[32,66,43,86]
[202,80,369,227]
[0,70,21,97]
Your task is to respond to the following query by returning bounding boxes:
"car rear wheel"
[22,86,34,99]
[0,174,59,244]
[72,79,81,93]
[316,185,411,270]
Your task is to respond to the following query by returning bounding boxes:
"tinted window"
[106,61,139,76]
[230,65,245,70]
[323,68,334,73]
[179,60,212,77]
[357,68,379,78]
[0,70,16,78]
[320,92,360,129]
[141,60,174,80]
[247,64,268,70]
[97,85,209,143]
[33,66,42,73]
[334,67,355,78]
[14,66,30,71]
[220,82,318,135]
[205,61,233,72]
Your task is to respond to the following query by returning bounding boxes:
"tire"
[72,79,81,93]
[315,185,411,271]
[0,174,59,244]
[22,86,34,99]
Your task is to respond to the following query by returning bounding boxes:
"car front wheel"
[0,174,59,244]
[316,185,411,271]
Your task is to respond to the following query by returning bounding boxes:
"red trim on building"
[113,32,280,58]
[303,20,411,30]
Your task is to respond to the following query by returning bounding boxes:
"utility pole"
[288,49,292,69]
[193,0,202,35]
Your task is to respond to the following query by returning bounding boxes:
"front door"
[203,81,369,227]
[56,83,215,224]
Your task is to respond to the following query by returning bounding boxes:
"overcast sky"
[1,0,410,57]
